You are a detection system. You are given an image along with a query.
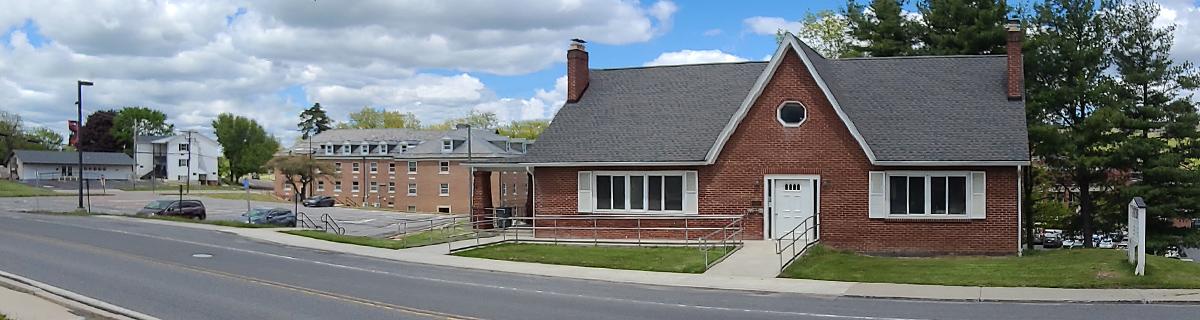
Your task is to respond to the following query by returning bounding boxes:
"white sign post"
[1127,197,1147,276]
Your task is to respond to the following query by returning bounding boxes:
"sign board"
[1127,197,1147,276]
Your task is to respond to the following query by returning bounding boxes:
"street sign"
[1128,197,1147,276]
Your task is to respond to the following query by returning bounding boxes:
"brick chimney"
[1006,19,1023,101]
[567,39,589,103]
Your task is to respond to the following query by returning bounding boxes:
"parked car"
[1165,246,1182,259]
[138,199,206,220]
[302,195,335,207]
[1117,240,1129,249]
[1042,235,1063,248]
[1098,238,1114,249]
[244,207,296,227]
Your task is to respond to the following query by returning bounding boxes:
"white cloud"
[702,28,723,36]
[644,49,747,66]
[0,0,676,145]
[743,16,803,35]
[1149,0,1200,63]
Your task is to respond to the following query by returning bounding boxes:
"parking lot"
[0,188,449,237]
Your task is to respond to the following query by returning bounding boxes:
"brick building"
[473,22,1030,255]
[274,127,529,214]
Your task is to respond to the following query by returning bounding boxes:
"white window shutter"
[684,171,699,214]
[577,171,593,213]
[868,171,886,218]
[969,171,987,219]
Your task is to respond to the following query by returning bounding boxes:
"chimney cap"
[1006,18,1020,32]
[570,38,587,44]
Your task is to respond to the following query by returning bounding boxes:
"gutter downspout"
[1017,164,1023,256]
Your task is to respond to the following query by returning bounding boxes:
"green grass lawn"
[24,209,93,216]
[0,180,62,197]
[781,245,1200,288]
[283,230,411,249]
[453,243,730,273]
[200,192,287,203]
[119,184,241,192]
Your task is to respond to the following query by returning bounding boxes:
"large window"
[439,183,449,196]
[351,162,360,173]
[887,174,968,215]
[369,162,378,173]
[594,173,685,213]
[408,161,417,174]
[439,161,450,173]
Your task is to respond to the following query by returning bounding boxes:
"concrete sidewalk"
[0,285,82,320]
[105,216,1200,304]
[0,270,149,320]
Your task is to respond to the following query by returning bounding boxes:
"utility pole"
[75,80,93,210]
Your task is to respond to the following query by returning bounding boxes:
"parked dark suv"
[138,200,206,220]
[302,195,335,207]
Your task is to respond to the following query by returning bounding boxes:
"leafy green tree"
[111,106,174,152]
[845,0,919,57]
[498,119,551,140]
[298,103,334,139]
[1106,0,1200,233]
[336,106,422,129]
[78,110,123,152]
[1025,0,1123,248]
[212,113,280,182]
[25,127,63,149]
[427,110,500,130]
[0,111,54,160]
[776,10,862,58]
[267,155,338,199]
[916,0,1010,55]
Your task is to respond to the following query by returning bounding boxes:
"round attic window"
[777,101,807,127]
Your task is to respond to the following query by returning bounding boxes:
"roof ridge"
[594,61,767,71]
[834,54,1005,61]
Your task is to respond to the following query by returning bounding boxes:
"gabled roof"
[12,150,134,166]
[514,34,1029,166]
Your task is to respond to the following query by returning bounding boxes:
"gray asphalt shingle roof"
[516,37,1028,164]
[13,150,134,166]
[289,128,525,159]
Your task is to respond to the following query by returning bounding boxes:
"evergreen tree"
[297,103,333,139]
[1107,0,1200,232]
[916,0,1010,55]
[845,0,919,57]
[1025,0,1123,248]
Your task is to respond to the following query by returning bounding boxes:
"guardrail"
[697,217,744,269]
[775,214,819,271]
[296,211,321,231]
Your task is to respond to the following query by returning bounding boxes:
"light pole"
[76,80,93,210]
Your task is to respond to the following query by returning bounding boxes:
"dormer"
[378,141,388,155]
[323,143,333,155]
[398,142,409,153]
[341,141,351,155]
[441,138,453,153]
[359,141,370,155]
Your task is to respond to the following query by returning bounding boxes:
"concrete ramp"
[703,240,783,278]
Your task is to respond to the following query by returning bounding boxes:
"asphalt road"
[0,212,1196,320]
[0,190,444,237]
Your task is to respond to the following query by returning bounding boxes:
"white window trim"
[369,182,378,193]
[441,139,453,153]
[407,183,417,196]
[351,162,360,173]
[359,142,369,155]
[408,161,418,174]
[378,141,388,154]
[388,182,396,193]
[590,170,694,215]
[776,100,808,127]
[341,142,351,155]
[881,171,976,219]
[369,162,378,173]
[323,143,333,155]
[334,181,342,192]
[438,161,450,174]
[317,181,325,192]
[439,183,449,196]
[436,205,452,213]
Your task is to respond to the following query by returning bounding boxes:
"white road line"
[2,213,941,320]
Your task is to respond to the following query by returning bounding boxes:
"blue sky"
[1,0,1194,144]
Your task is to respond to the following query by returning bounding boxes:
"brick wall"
[274,158,527,214]
[531,48,1020,255]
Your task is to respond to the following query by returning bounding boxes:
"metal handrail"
[296,211,321,230]
[446,214,745,255]
[319,213,346,235]
[776,214,820,270]
[697,216,745,269]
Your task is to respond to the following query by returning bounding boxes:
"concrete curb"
[0,270,159,320]
[94,214,1200,305]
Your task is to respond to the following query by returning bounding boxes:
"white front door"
[772,179,817,240]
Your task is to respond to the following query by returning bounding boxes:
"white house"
[8,150,135,181]
[134,131,222,183]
